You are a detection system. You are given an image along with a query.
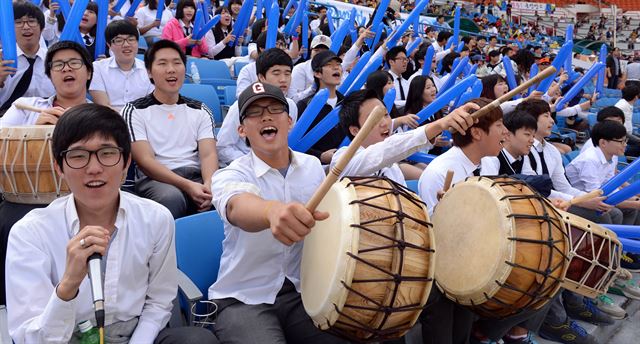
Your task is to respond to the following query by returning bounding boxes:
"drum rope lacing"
[327,177,434,342]
[452,176,570,318]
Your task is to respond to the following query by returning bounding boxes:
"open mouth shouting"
[166,76,179,87]
[63,75,76,84]
[260,126,278,141]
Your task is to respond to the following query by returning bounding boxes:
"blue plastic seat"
[175,211,226,320]
[223,85,237,106]
[405,180,419,194]
[233,61,249,78]
[186,58,232,80]
[180,84,223,125]
[138,36,148,52]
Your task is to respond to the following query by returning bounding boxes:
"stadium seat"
[594,98,618,107]
[406,180,419,194]
[187,58,232,80]
[602,89,622,98]
[175,211,225,323]
[136,53,145,60]
[233,61,249,78]
[224,85,237,106]
[180,84,223,125]
[138,36,148,52]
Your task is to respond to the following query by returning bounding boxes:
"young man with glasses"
[0,1,55,116]
[386,46,410,108]
[122,40,218,219]
[5,103,218,344]
[210,82,346,343]
[0,41,93,128]
[90,20,154,112]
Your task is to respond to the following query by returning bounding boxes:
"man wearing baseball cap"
[209,82,346,343]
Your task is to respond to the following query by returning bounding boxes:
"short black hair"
[489,35,497,41]
[591,120,627,147]
[105,20,139,44]
[339,89,380,140]
[52,103,131,171]
[504,110,537,134]
[365,70,392,101]
[441,52,460,74]
[488,50,501,58]
[250,19,267,42]
[385,46,407,65]
[622,84,640,101]
[437,31,453,43]
[45,41,94,89]
[13,1,45,30]
[514,98,551,120]
[414,44,428,67]
[256,31,285,51]
[144,39,187,71]
[452,97,504,147]
[256,48,293,78]
[597,106,625,123]
[176,0,196,21]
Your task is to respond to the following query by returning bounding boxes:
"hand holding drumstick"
[14,103,66,125]
[436,170,454,201]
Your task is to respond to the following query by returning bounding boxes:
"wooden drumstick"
[443,170,454,192]
[559,189,604,209]
[449,66,557,133]
[14,103,46,113]
[306,105,387,212]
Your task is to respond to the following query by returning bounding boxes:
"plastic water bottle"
[78,320,100,344]
[190,62,201,84]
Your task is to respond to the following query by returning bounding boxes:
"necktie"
[184,26,191,37]
[0,57,36,112]
[537,149,549,175]
[398,77,406,100]
[473,167,481,176]
[511,159,524,174]
[84,34,93,46]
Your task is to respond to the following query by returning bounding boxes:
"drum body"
[0,126,69,204]
[559,210,621,298]
[432,176,569,318]
[301,177,434,342]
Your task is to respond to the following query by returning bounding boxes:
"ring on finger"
[80,238,86,248]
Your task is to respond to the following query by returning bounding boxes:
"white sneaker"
[594,294,626,319]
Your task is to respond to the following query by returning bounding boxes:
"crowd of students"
[1,0,640,344]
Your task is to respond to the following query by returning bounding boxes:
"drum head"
[432,177,515,305]
[301,178,360,329]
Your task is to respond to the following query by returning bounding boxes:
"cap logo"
[252,83,265,94]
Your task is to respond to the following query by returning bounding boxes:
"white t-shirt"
[135,6,174,38]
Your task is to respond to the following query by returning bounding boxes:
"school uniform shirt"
[135,5,174,40]
[480,148,534,176]
[566,146,617,193]
[216,98,298,165]
[418,146,481,215]
[161,18,209,57]
[615,99,634,135]
[89,57,154,112]
[6,192,176,343]
[526,138,584,201]
[235,61,258,98]
[430,41,452,62]
[331,127,434,186]
[0,96,91,128]
[122,93,216,172]
[0,44,54,108]
[209,150,325,303]
[204,28,241,60]
[388,70,409,108]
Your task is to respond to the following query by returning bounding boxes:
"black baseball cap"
[311,50,342,72]
[238,82,289,122]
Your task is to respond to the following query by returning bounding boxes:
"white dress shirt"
[418,146,480,215]
[331,128,434,186]
[388,70,409,108]
[89,57,154,111]
[431,41,452,62]
[135,6,174,39]
[235,61,258,98]
[525,138,584,200]
[209,150,325,304]
[6,192,176,343]
[615,99,634,135]
[216,98,298,165]
[580,139,594,153]
[0,96,90,128]
[0,44,55,108]
[566,146,617,193]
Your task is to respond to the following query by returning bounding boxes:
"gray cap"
[238,82,289,122]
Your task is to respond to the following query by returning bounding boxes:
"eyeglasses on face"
[14,18,39,28]
[60,147,124,169]
[244,104,287,119]
[49,58,85,72]
[111,36,138,46]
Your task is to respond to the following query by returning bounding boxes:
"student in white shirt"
[332,88,475,185]
[209,82,346,344]
[386,46,410,108]
[430,31,455,63]
[122,40,218,219]
[615,84,640,136]
[5,104,217,344]
[481,110,538,176]
[135,0,174,45]
[0,2,55,114]
[217,48,298,165]
[1,41,94,128]
[89,20,154,112]
[204,6,244,61]
[567,121,640,224]
[235,31,287,98]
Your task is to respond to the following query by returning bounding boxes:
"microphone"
[87,252,105,329]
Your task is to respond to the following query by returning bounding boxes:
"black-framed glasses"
[50,58,85,72]
[111,36,138,46]
[610,138,628,144]
[244,104,287,119]
[14,18,39,28]
[60,147,124,169]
